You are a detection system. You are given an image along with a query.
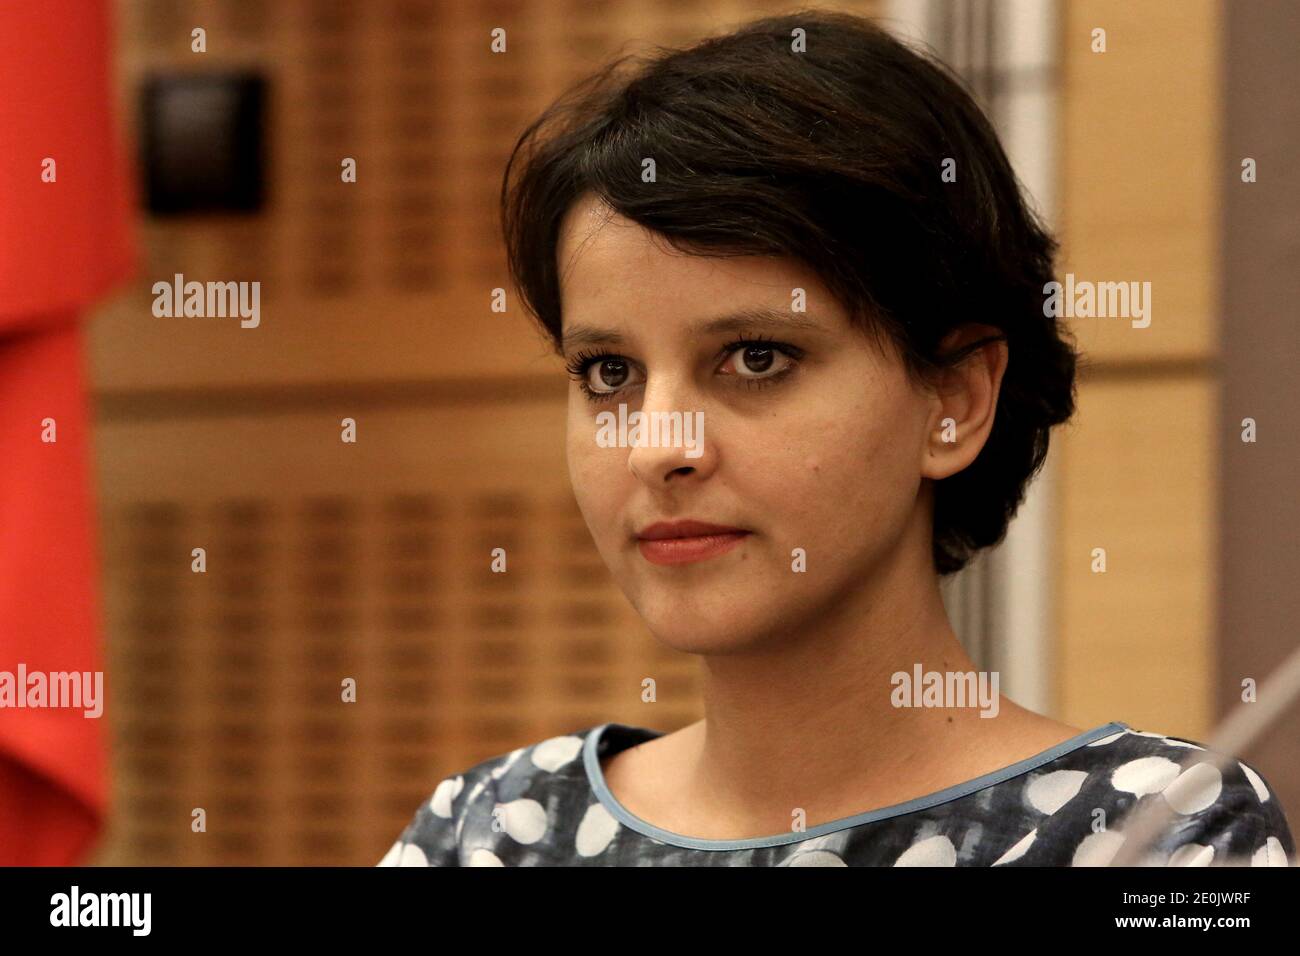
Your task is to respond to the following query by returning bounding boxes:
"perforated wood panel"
[91,402,707,864]
[97,0,883,392]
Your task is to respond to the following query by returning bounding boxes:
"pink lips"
[635,520,751,566]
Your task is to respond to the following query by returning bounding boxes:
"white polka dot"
[531,734,585,772]
[499,797,549,844]
[992,829,1036,865]
[376,840,403,866]
[1027,769,1089,814]
[1252,837,1289,867]
[1161,738,1204,750]
[785,849,847,866]
[575,803,620,857]
[1111,756,1180,795]
[469,848,504,866]
[430,775,464,818]
[1239,762,1270,802]
[894,834,956,866]
[397,842,429,866]
[1128,730,1168,738]
[1168,843,1215,866]
[1087,730,1127,747]
[1072,830,1126,866]
[1161,762,1222,815]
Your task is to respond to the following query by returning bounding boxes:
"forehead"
[556,194,835,330]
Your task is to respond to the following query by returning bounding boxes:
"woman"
[380,10,1293,866]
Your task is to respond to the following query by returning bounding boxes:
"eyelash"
[564,336,804,404]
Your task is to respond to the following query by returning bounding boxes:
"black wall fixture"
[140,72,267,215]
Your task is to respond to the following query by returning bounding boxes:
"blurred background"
[0,0,1295,866]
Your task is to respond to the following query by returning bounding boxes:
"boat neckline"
[582,719,1130,851]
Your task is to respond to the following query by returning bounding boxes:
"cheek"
[566,409,620,526]
[755,385,924,541]
[827,405,920,490]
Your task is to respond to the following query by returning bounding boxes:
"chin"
[627,587,786,655]
[640,621,759,656]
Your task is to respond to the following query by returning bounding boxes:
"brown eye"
[741,347,773,373]
[723,344,791,378]
[588,358,631,392]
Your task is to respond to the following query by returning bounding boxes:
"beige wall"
[1055,0,1221,735]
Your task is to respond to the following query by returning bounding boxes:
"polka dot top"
[378,721,1295,866]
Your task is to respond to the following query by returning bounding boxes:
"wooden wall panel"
[90,400,703,864]
[1055,377,1217,732]
[95,0,882,392]
[1056,0,1221,737]
[1059,0,1221,363]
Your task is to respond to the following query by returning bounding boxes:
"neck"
[686,500,1033,829]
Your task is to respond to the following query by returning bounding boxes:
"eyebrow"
[560,306,827,353]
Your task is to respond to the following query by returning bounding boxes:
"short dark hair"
[501,8,1077,576]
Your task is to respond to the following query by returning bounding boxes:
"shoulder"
[376,726,600,867]
[1019,724,1294,866]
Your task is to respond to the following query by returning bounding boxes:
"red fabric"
[0,0,137,863]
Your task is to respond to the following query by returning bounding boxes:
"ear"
[919,324,1009,481]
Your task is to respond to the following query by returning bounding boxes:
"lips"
[635,520,751,566]
[637,519,747,540]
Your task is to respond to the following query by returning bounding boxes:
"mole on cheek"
[806,458,820,474]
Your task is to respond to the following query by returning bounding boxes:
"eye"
[719,342,795,378]
[584,356,639,394]
[564,350,645,402]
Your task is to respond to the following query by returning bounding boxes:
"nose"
[625,378,711,486]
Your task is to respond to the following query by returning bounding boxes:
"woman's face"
[557,195,951,655]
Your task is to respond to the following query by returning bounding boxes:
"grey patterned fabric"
[378,721,1294,866]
